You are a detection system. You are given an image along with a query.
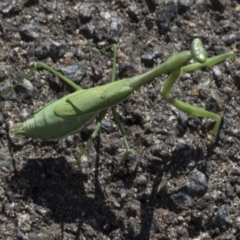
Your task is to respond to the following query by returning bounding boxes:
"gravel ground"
[0,0,240,239]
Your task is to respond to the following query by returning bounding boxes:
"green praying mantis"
[0,39,236,177]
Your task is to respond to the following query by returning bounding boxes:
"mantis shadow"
[124,142,209,239]
[7,156,125,236]
[6,141,209,239]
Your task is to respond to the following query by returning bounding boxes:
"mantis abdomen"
[15,78,135,140]
[15,96,99,140]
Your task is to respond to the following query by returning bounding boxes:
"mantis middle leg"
[72,44,131,182]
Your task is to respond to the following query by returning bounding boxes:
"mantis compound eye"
[191,38,207,63]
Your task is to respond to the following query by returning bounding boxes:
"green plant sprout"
[0,39,236,179]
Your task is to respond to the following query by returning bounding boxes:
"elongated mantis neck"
[129,50,192,90]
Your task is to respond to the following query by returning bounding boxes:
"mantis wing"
[54,78,133,117]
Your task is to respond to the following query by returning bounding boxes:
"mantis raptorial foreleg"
[162,50,236,137]
[162,69,221,137]
[0,39,236,184]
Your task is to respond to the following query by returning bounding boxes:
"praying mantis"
[0,39,236,176]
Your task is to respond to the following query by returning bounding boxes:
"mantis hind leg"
[1,62,82,97]
[72,109,108,170]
